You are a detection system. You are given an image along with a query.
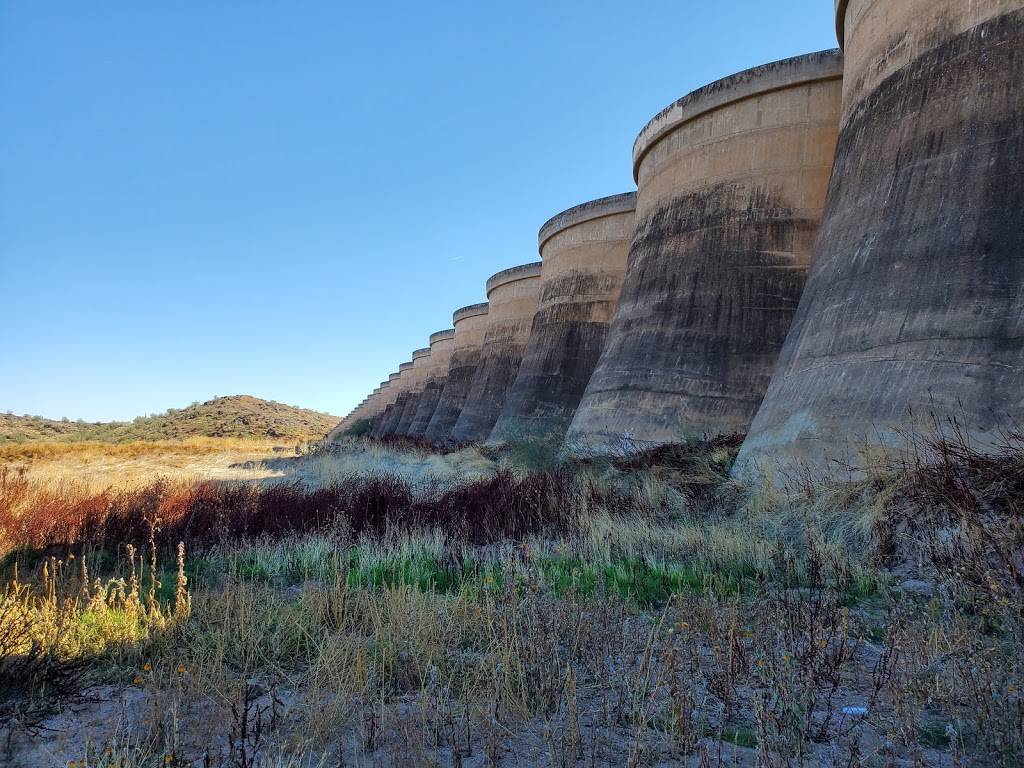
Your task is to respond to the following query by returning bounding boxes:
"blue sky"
[0,1,836,421]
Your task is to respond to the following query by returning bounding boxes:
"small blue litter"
[842,706,869,716]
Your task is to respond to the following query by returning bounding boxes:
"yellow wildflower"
[177,664,186,674]
[143,662,152,672]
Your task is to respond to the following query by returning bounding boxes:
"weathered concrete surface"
[366,374,400,434]
[358,382,388,432]
[490,193,636,444]
[339,392,374,436]
[408,329,456,438]
[355,389,379,422]
[565,52,844,452]
[369,373,403,434]
[379,398,408,436]
[450,264,542,442]
[334,394,370,439]
[372,403,396,436]
[423,303,490,444]
[373,363,414,437]
[394,348,432,436]
[368,374,399,430]
[735,2,1024,480]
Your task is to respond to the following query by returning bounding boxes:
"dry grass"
[0,437,290,463]
[1,438,498,498]
[1,439,301,494]
[0,434,1020,766]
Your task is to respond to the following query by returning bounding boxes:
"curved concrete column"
[359,386,384,428]
[423,303,490,443]
[370,372,397,428]
[450,264,542,442]
[394,348,432,436]
[369,379,390,417]
[735,1,1024,480]
[368,385,391,436]
[361,383,386,424]
[490,193,636,444]
[373,404,397,437]
[374,362,415,437]
[408,328,456,438]
[333,395,370,440]
[341,395,372,435]
[369,373,402,436]
[566,51,843,453]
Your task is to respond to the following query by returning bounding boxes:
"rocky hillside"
[1,396,340,444]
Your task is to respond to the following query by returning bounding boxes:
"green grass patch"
[917,718,955,749]
[536,556,746,607]
[718,725,758,748]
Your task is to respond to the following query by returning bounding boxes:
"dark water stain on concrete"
[569,182,816,447]
[492,271,623,442]
[374,393,410,438]
[450,342,530,444]
[423,351,483,444]
[393,392,423,437]
[408,380,445,439]
[737,10,1024,476]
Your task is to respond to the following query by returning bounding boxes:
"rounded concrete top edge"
[412,347,431,360]
[537,192,638,253]
[453,301,489,323]
[485,262,543,297]
[429,328,456,345]
[399,362,414,371]
[631,49,844,181]
[835,0,848,49]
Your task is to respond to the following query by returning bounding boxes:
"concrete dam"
[346,0,1021,479]
[734,0,1024,478]
[372,362,414,438]
[408,328,456,438]
[489,193,636,444]
[424,302,490,443]
[393,347,432,437]
[565,51,843,452]
[373,373,401,429]
[449,263,542,443]
[372,373,402,434]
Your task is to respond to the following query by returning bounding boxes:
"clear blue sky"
[0,1,836,422]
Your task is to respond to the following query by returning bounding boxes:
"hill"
[1,396,340,444]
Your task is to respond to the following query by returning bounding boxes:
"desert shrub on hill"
[1,396,340,444]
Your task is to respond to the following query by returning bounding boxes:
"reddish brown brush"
[0,468,597,555]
